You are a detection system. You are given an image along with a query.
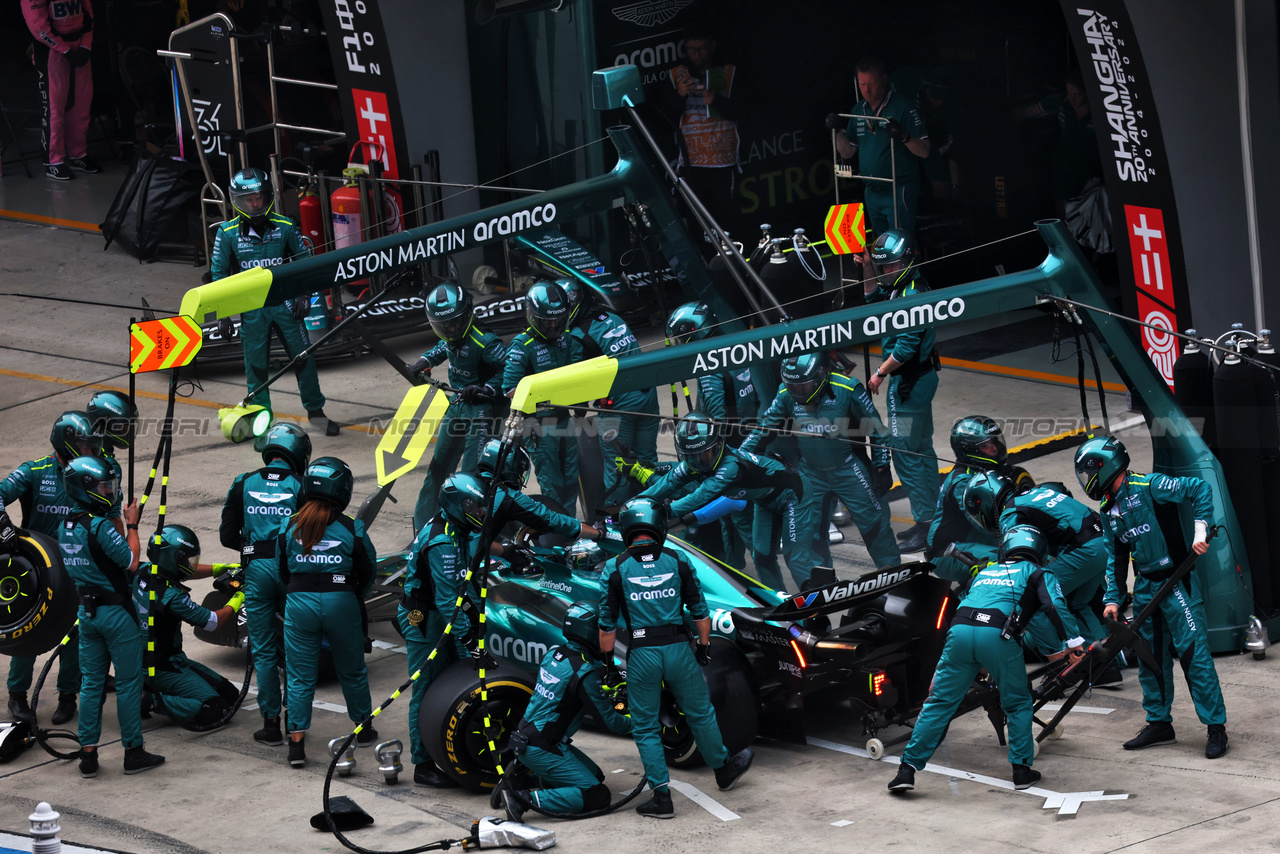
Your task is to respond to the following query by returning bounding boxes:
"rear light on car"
[789,639,808,669]
[870,671,889,697]
[935,596,950,631]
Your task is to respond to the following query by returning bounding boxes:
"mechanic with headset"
[277,457,377,769]
[497,601,633,822]
[1074,436,1227,758]
[742,352,900,588]
[220,422,310,748]
[888,525,1083,793]
[924,416,1007,584]
[598,496,753,819]
[409,282,508,529]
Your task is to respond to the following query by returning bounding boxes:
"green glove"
[629,462,656,485]
[226,592,245,613]
[211,562,239,577]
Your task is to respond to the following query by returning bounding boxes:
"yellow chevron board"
[509,356,620,415]
[129,316,203,373]
[178,267,274,324]
[375,385,450,486]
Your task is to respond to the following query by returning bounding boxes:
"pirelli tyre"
[658,641,759,768]
[420,659,534,791]
[0,529,77,658]
[575,423,607,523]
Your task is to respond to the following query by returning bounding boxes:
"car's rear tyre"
[420,659,534,791]
[0,531,76,658]
[659,642,759,768]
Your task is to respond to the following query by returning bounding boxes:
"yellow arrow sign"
[824,203,866,255]
[375,384,450,486]
[130,316,204,373]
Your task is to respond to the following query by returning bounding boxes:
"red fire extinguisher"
[330,166,365,254]
[297,181,325,254]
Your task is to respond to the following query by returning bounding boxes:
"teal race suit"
[844,90,927,235]
[902,558,1081,772]
[278,513,376,733]
[999,486,1107,656]
[867,273,940,525]
[511,646,631,813]
[571,309,659,506]
[598,546,728,790]
[925,465,999,584]
[134,566,237,725]
[487,485,583,540]
[743,372,900,583]
[639,447,801,591]
[398,517,472,766]
[220,458,302,723]
[59,513,145,750]
[412,324,509,528]
[211,213,324,414]
[502,331,579,513]
[1,455,81,695]
[1099,472,1225,727]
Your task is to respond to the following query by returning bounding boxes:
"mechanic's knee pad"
[194,698,231,726]
[582,783,611,811]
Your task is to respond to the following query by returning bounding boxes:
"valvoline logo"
[793,592,819,609]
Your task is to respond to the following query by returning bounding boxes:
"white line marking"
[236,682,347,714]
[831,819,855,827]
[667,780,740,821]
[612,768,626,773]
[805,736,1129,815]
[1040,704,1115,715]
[371,640,408,654]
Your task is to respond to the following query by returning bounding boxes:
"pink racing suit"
[22,0,94,165]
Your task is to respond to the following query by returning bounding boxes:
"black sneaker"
[7,692,33,723]
[288,737,306,768]
[636,788,674,819]
[1012,764,1041,789]
[104,674,116,693]
[1123,721,1176,750]
[887,763,916,792]
[51,693,77,725]
[122,746,165,775]
[416,762,459,789]
[45,163,74,180]
[501,789,529,823]
[1205,724,1229,759]
[714,747,754,791]
[308,408,341,436]
[253,717,283,746]
[898,523,929,554]
[67,157,101,173]
[356,725,378,747]
[79,749,98,779]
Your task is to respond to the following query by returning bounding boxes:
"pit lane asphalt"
[0,221,1276,854]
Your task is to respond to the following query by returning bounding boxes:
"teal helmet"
[562,600,601,655]
[477,439,533,488]
[51,411,103,462]
[229,167,274,226]
[950,416,1006,471]
[424,282,474,342]
[618,496,668,549]
[781,353,829,404]
[674,411,723,474]
[63,455,117,515]
[525,281,571,341]
[146,524,201,583]
[564,539,606,573]
[963,470,1015,533]
[440,472,488,532]
[555,278,589,322]
[869,229,919,291]
[1074,436,1130,501]
[999,523,1046,564]
[666,301,715,346]
[300,457,354,512]
[261,422,312,473]
[85,391,138,450]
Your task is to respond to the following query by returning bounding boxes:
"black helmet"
[229,167,274,226]
[147,524,201,582]
[963,470,1015,533]
[50,411,102,462]
[665,301,715,346]
[261,422,312,474]
[525,281,571,341]
[63,455,117,515]
[869,229,919,291]
[781,353,829,404]
[440,472,488,532]
[555,278,589,323]
[1074,436,1130,501]
[562,600,601,655]
[674,411,724,474]
[564,539,606,573]
[950,416,1006,471]
[299,457,354,512]
[999,524,1046,564]
[477,439,533,489]
[424,282,474,342]
[618,496,668,550]
[85,391,138,450]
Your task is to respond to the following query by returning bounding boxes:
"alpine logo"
[630,573,673,588]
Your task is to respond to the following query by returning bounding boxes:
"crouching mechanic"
[888,525,1083,793]
[598,497,753,819]
[924,416,1005,584]
[134,525,244,727]
[1074,436,1228,758]
[499,601,633,822]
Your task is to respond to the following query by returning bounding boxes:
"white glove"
[1193,520,1208,547]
